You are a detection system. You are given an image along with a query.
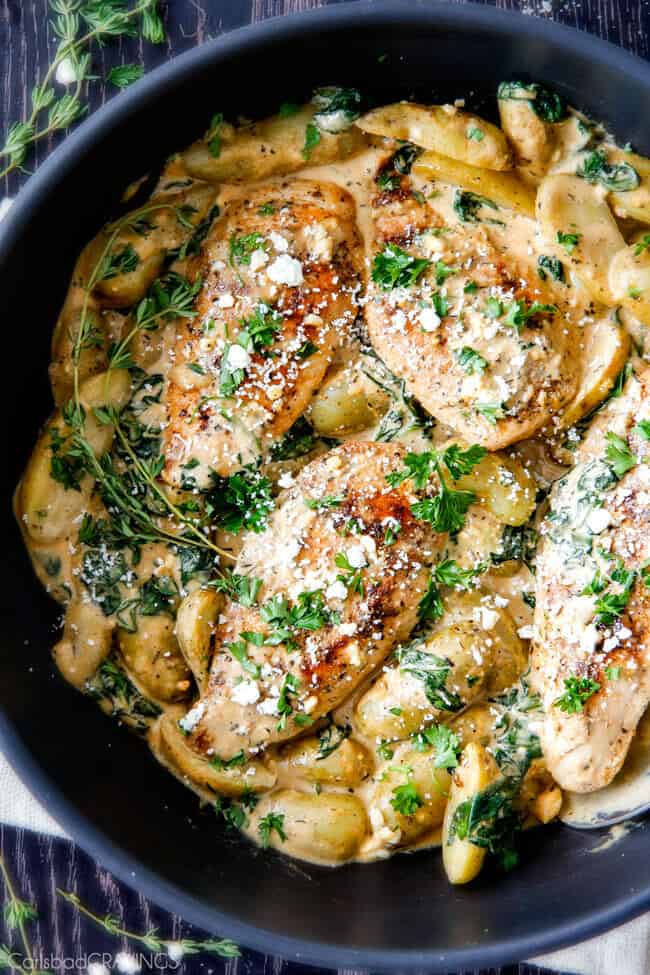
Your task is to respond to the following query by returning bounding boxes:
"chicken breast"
[363,165,580,449]
[532,364,650,792]
[163,179,362,486]
[182,441,443,759]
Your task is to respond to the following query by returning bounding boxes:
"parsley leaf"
[258,812,287,847]
[554,675,601,713]
[605,431,636,479]
[390,782,423,816]
[371,245,431,290]
[455,346,487,375]
[557,230,581,254]
[412,723,461,769]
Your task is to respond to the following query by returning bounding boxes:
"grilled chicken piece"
[163,179,362,486]
[363,167,580,449]
[532,365,650,792]
[182,441,442,759]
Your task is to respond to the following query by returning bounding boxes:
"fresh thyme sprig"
[0,855,39,975]
[0,1,165,182]
[67,204,233,562]
[56,889,240,958]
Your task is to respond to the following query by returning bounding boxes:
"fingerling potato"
[357,103,512,170]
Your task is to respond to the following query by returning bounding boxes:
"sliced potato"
[450,703,495,750]
[609,243,650,326]
[175,587,224,690]
[442,741,501,884]
[182,105,367,183]
[413,150,535,215]
[18,370,131,543]
[49,286,123,404]
[279,733,373,787]
[307,363,390,437]
[454,450,536,527]
[559,313,630,427]
[52,599,114,689]
[498,96,554,177]
[248,789,369,863]
[357,103,511,170]
[157,712,276,797]
[536,173,625,304]
[608,148,650,223]
[356,619,490,741]
[89,183,217,307]
[367,742,450,849]
[118,613,191,703]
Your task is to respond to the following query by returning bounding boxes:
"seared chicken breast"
[163,179,362,486]
[182,441,443,759]
[363,166,580,449]
[532,365,650,792]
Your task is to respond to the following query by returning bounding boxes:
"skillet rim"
[2,1,650,968]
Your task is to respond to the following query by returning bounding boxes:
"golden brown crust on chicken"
[163,179,363,485]
[363,172,580,449]
[183,440,443,759]
[532,365,650,792]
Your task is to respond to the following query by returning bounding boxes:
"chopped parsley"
[210,569,262,607]
[206,468,274,534]
[304,494,344,511]
[229,232,266,267]
[371,245,431,290]
[557,230,581,254]
[554,675,601,713]
[260,590,336,648]
[302,121,321,159]
[634,234,650,256]
[448,778,521,870]
[475,402,505,425]
[466,126,485,142]
[411,723,461,769]
[207,112,224,157]
[635,419,650,440]
[258,812,287,847]
[605,431,636,479]
[390,782,423,817]
[455,346,487,375]
[388,444,485,535]
[276,673,300,730]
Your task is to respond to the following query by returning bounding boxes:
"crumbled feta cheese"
[419,307,441,332]
[226,343,250,370]
[277,471,295,489]
[587,507,612,534]
[346,545,367,569]
[339,621,357,637]
[218,293,235,308]
[326,579,348,601]
[517,624,535,640]
[250,248,269,271]
[231,679,260,706]
[268,231,289,252]
[258,696,279,715]
[476,607,499,630]
[267,254,304,286]
[178,700,207,734]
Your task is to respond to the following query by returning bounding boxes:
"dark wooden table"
[1,0,647,971]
